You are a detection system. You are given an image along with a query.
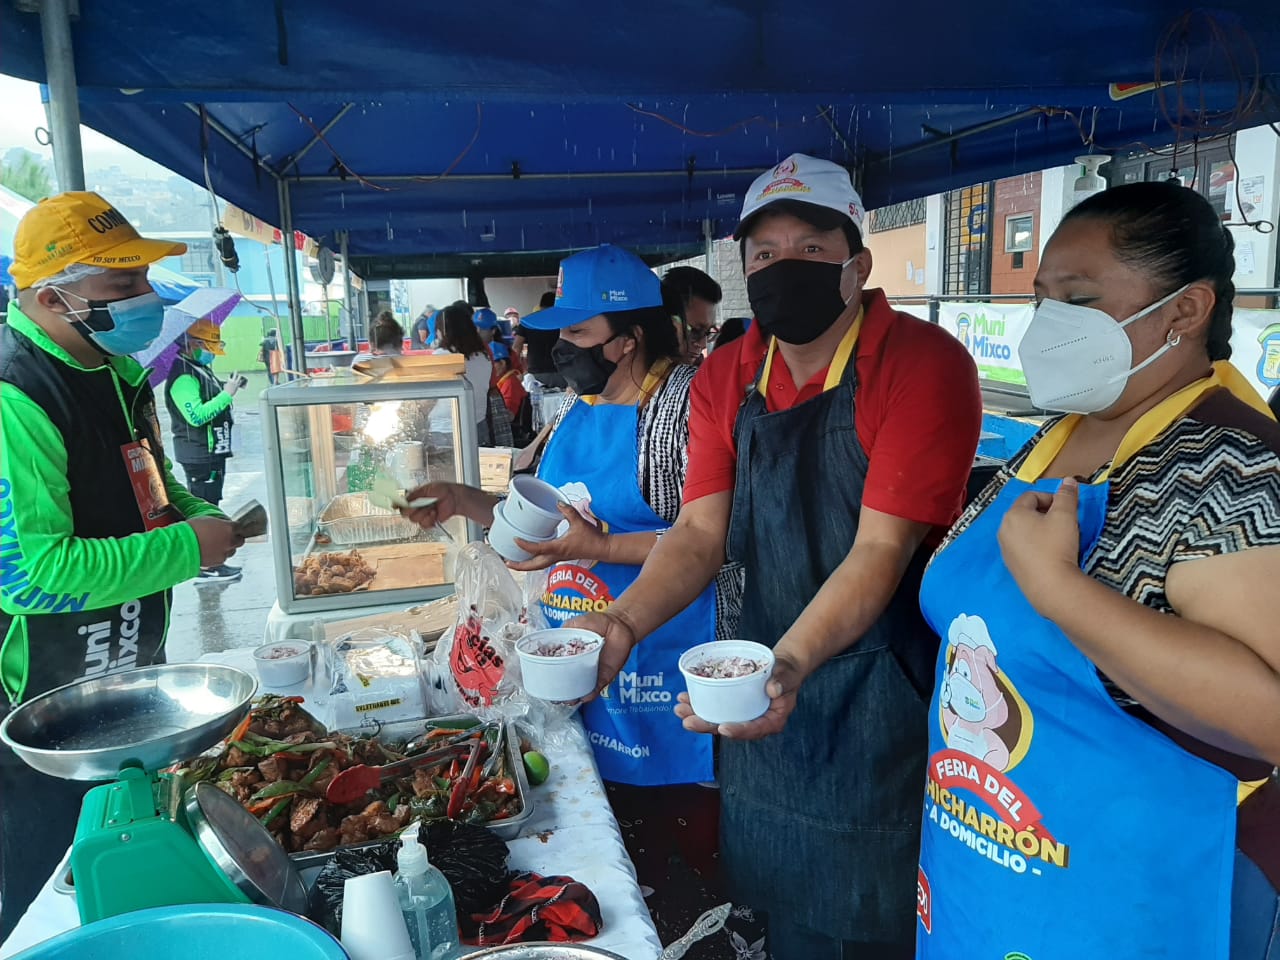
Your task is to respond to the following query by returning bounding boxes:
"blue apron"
[537,390,715,786]
[916,374,1250,959]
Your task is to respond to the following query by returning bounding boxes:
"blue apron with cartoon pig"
[915,372,1255,959]
[536,377,715,786]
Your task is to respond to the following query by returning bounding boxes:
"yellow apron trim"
[1015,361,1277,483]
[760,307,863,397]
[1238,777,1268,806]
[579,356,674,407]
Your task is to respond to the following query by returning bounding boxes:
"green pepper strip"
[250,779,306,802]
[299,758,332,789]
[261,798,291,827]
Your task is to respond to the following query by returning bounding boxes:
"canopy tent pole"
[277,180,307,375]
[31,0,85,191]
[339,230,358,349]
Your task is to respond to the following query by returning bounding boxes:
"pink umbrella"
[138,287,242,387]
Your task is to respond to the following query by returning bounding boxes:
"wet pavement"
[158,370,280,662]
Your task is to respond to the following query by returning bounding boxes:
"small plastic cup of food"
[678,640,775,725]
[515,628,604,703]
[252,640,312,687]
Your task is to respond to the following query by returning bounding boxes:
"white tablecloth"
[0,649,661,960]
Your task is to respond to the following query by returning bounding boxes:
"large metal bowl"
[0,664,257,781]
[460,947,629,960]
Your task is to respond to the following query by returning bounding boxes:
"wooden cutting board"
[355,541,451,590]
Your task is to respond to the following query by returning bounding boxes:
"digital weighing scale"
[0,663,309,923]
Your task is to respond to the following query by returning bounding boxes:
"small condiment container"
[252,641,312,687]
[515,628,604,702]
[678,640,775,725]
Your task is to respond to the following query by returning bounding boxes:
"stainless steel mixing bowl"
[0,663,257,780]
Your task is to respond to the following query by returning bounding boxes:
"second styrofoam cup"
[516,628,604,702]
[678,640,775,725]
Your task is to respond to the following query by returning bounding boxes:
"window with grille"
[942,184,992,296]
[867,197,928,233]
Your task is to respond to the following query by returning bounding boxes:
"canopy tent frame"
[8,2,1279,287]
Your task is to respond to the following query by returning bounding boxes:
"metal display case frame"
[260,376,481,614]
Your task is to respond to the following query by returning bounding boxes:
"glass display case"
[261,376,480,614]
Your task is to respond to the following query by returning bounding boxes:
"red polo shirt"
[684,288,982,529]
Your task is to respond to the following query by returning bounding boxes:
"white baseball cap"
[734,153,867,240]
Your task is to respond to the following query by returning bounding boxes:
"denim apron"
[915,369,1263,959]
[537,369,715,786]
[720,319,935,944]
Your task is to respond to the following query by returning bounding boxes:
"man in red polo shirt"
[573,154,981,959]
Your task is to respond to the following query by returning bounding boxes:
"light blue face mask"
[54,288,166,356]
[192,347,216,366]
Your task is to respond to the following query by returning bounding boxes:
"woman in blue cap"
[404,242,742,798]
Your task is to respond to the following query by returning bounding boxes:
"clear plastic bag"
[324,629,430,730]
[429,542,577,748]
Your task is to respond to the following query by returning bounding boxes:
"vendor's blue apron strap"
[538,396,714,786]
[721,345,932,944]
[916,476,1238,959]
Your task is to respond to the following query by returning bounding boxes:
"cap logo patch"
[773,157,798,177]
[759,178,812,199]
[605,289,629,303]
[849,201,865,221]
[555,266,565,299]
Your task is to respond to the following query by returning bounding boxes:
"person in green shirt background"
[0,191,245,936]
[165,317,247,583]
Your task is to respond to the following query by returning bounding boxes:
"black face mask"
[552,334,620,396]
[746,258,850,345]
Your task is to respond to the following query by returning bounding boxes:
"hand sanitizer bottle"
[394,821,462,960]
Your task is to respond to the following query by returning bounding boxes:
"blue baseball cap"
[518,244,662,330]
[489,341,511,361]
[473,308,500,331]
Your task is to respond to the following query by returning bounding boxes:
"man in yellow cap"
[0,192,245,936]
[165,318,249,583]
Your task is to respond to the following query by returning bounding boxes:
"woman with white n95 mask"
[915,180,1280,960]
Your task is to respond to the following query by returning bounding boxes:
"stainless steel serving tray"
[288,714,533,869]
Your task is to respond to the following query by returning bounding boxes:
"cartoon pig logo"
[940,614,1020,771]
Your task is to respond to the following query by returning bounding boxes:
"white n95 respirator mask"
[1018,284,1189,414]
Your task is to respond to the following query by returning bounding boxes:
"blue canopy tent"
[1,0,1277,350]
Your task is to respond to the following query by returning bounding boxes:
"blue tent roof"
[2,2,1277,276]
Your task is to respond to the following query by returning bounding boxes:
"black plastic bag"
[308,822,511,932]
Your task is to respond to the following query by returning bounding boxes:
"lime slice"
[522,750,551,785]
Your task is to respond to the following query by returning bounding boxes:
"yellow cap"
[10,191,187,289]
[186,318,226,355]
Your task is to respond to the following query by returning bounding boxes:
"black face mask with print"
[746,258,850,345]
[552,335,620,396]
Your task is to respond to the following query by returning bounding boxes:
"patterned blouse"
[547,362,745,642]
[943,388,1280,709]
